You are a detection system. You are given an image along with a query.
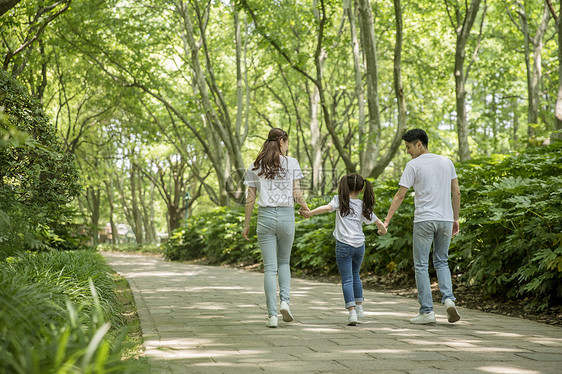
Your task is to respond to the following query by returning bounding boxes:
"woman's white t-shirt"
[328,195,377,248]
[244,156,305,207]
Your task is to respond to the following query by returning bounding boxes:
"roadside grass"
[0,250,148,373]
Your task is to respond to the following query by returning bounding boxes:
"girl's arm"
[375,219,387,235]
[243,187,257,240]
[301,204,332,218]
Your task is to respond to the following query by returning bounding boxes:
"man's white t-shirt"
[244,156,304,207]
[398,153,457,223]
[328,195,377,248]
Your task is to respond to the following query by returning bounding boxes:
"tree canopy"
[0,0,560,243]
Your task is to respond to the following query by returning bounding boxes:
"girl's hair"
[252,128,289,179]
[338,173,375,220]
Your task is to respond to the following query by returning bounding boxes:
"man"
[384,129,461,324]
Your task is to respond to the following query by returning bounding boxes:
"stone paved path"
[102,252,562,374]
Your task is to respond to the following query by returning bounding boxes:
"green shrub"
[0,70,80,258]
[451,144,562,310]
[164,207,260,265]
[0,250,144,373]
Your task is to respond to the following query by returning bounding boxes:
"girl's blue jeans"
[413,220,456,314]
[257,207,295,318]
[335,240,365,309]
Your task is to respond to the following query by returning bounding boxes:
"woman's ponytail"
[252,128,288,179]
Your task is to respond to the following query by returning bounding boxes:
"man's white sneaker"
[355,305,364,318]
[347,310,358,326]
[444,299,461,323]
[409,311,436,324]
[266,316,278,328]
[280,301,294,322]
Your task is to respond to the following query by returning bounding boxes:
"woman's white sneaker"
[280,301,294,322]
[266,316,278,328]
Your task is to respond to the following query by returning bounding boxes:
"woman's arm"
[243,187,257,240]
[293,179,309,211]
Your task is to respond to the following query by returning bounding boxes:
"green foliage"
[0,70,81,258]
[451,144,562,310]
[164,207,260,265]
[0,250,145,373]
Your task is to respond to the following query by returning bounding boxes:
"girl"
[242,128,309,328]
[301,174,387,325]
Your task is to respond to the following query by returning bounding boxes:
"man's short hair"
[402,129,428,148]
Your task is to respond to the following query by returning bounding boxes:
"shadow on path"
[103,252,562,374]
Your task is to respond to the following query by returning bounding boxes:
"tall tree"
[356,0,407,177]
[507,0,552,138]
[446,0,485,161]
[546,0,562,139]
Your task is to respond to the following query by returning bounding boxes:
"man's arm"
[384,186,409,228]
[451,178,461,236]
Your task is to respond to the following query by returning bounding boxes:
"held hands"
[298,207,312,218]
[378,219,390,235]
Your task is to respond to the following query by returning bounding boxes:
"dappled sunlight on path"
[103,253,562,374]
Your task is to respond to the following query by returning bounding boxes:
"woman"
[242,128,309,328]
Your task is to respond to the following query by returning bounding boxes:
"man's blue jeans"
[257,207,295,318]
[335,240,365,309]
[413,220,456,314]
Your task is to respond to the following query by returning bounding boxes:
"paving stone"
[103,252,562,374]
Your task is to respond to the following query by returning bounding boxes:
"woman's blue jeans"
[257,207,295,317]
[413,220,456,314]
[335,240,365,309]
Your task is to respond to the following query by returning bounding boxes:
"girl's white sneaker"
[355,305,364,318]
[347,310,358,326]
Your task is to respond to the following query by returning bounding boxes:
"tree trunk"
[86,187,100,245]
[367,0,407,178]
[356,0,381,174]
[309,84,323,193]
[175,1,246,203]
[129,163,144,245]
[104,180,119,244]
[346,0,367,172]
[556,4,562,137]
[452,0,482,161]
[0,0,22,16]
[518,3,550,138]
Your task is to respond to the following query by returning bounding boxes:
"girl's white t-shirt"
[244,156,305,207]
[328,195,377,248]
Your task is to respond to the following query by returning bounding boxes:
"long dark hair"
[252,128,289,179]
[338,173,375,220]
